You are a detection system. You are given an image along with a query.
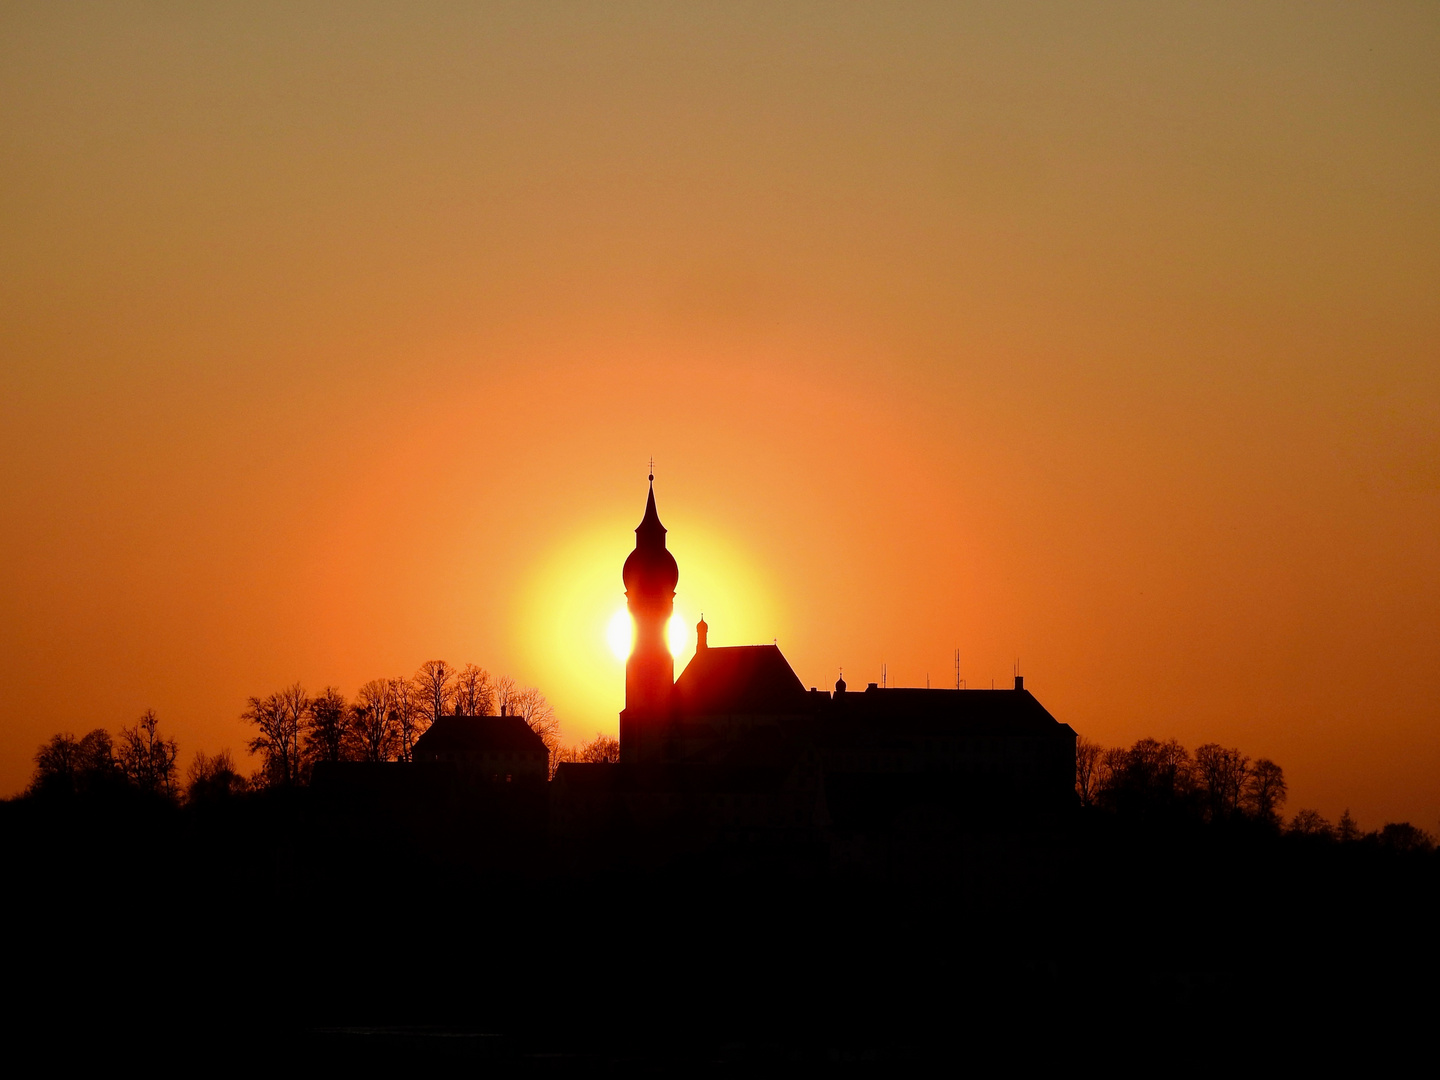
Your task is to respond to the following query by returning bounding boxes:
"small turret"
[696,614,708,651]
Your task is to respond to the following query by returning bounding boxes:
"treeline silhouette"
[29,709,180,801]
[242,660,619,782]
[1075,734,1436,852]
[23,711,1437,855]
[243,659,564,784]
[8,721,1439,1066]
[25,658,626,807]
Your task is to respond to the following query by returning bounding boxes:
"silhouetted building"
[554,481,1078,848]
[412,714,548,786]
[311,713,548,808]
[314,713,550,870]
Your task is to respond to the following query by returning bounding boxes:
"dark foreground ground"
[4,789,1437,1072]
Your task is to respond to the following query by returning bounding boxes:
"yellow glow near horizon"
[521,514,785,746]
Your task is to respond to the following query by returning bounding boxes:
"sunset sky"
[2,3,1437,825]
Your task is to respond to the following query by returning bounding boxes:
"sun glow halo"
[606,607,690,660]
[523,516,782,750]
[668,612,687,656]
[606,608,633,660]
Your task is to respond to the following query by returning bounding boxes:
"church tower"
[619,473,678,763]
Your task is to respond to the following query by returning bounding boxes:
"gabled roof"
[411,715,547,759]
[673,645,809,717]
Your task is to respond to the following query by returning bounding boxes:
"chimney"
[1014,675,1024,691]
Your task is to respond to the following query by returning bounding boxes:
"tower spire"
[620,474,679,763]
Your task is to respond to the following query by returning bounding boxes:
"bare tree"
[388,676,425,761]
[117,709,181,798]
[414,660,456,725]
[1378,822,1435,853]
[509,686,559,741]
[505,684,562,776]
[243,683,310,787]
[1288,809,1333,838]
[1101,738,1194,815]
[1147,738,1194,798]
[578,732,620,764]
[31,732,82,795]
[306,686,350,765]
[1194,743,1250,822]
[349,680,400,762]
[30,729,121,796]
[453,664,494,716]
[1075,737,1106,807]
[1243,758,1287,826]
[1337,808,1362,843]
[494,675,517,716]
[1098,746,1128,803]
[186,749,248,802]
[554,732,620,769]
[79,728,119,779]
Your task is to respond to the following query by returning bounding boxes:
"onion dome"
[622,480,679,596]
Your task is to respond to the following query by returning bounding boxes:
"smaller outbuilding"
[411,713,549,786]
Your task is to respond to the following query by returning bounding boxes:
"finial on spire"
[648,455,655,483]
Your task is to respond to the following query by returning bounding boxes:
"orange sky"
[2,3,1437,826]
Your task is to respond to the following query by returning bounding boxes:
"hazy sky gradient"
[2,3,1437,824]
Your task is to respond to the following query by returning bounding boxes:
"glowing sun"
[606,607,688,660]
